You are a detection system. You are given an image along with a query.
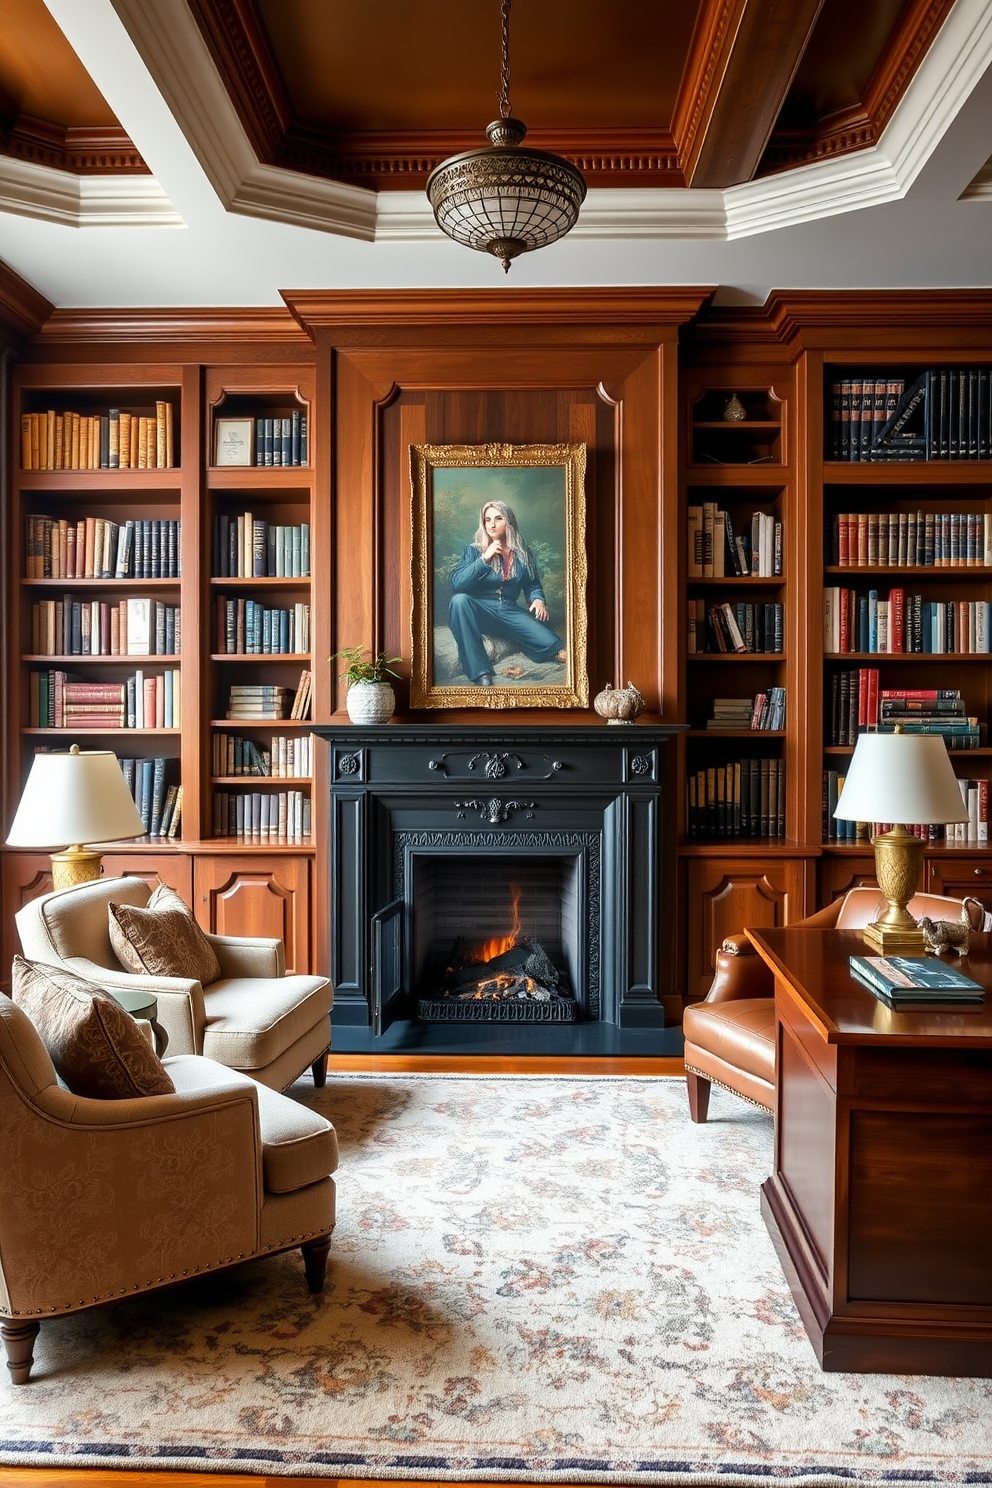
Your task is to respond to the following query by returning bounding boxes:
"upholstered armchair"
[0,993,337,1384]
[14,877,333,1091]
[683,888,988,1122]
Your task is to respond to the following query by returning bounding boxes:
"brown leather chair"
[683,889,988,1123]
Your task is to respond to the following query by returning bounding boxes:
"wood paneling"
[193,855,311,972]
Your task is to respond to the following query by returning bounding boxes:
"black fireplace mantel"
[313,722,683,1038]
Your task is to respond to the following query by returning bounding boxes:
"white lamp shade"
[833,731,969,825]
[6,750,147,847]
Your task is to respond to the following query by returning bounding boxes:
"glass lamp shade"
[6,748,147,890]
[833,731,968,955]
[427,118,587,273]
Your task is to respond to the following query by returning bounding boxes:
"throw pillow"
[11,955,175,1100]
[108,883,222,985]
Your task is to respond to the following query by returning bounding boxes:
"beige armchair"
[15,877,333,1091]
[0,993,337,1384]
[683,888,989,1122]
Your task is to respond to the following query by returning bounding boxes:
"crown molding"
[30,305,311,346]
[0,260,54,343]
[0,152,182,229]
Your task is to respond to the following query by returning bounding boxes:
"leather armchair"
[14,877,333,1092]
[0,993,337,1384]
[683,888,988,1122]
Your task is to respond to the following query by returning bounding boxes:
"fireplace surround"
[315,724,681,1039]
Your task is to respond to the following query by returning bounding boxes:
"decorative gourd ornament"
[593,681,645,724]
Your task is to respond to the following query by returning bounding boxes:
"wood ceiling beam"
[676,0,825,189]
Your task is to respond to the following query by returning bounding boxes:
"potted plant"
[332,646,402,724]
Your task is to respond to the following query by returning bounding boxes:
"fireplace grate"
[417,994,581,1023]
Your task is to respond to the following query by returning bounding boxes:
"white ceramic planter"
[346,680,395,724]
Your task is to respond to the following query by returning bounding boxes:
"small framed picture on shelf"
[214,417,254,467]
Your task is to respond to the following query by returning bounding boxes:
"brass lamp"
[833,728,969,954]
[6,745,147,891]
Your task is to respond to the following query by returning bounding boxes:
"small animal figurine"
[919,915,970,957]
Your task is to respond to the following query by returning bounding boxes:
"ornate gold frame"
[410,441,588,710]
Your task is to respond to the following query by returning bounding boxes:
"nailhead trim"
[683,1063,772,1112]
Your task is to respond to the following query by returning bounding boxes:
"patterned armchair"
[14,877,332,1091]
[0,993,337,1384]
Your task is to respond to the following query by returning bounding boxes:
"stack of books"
[705,698,753,729]
[226,685,294,721]
[849,954,985,1009]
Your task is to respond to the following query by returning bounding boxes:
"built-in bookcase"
[820,361,992,854]
[683,383,791,843]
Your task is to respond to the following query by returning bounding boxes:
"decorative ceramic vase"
[346,680,395,724]
[593,680,645,724]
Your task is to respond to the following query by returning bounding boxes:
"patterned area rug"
[1,1073,990,1484]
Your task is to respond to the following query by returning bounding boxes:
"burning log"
[445,938,561,1001]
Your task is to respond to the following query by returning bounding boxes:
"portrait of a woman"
[448,500,567,686]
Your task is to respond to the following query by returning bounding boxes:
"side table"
[109,988,169,1057]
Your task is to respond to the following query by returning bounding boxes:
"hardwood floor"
[0,1053,685,1488]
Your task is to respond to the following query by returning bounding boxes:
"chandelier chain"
[499,0,512,119]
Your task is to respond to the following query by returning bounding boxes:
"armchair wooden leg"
[311,1050,328,1087]
[301,1235,332,1293]
[2,1317,40,1384]
[686,1069,711,1124]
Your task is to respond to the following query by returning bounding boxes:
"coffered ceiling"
[0,0,991,311]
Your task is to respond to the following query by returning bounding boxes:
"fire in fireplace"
[418,882,580,1023]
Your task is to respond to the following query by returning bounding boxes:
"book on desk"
[849,953,986,1008]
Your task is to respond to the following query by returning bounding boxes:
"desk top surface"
[747,927,992,1047]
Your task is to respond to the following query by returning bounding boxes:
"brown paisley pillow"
[108,883,222,985]
[11,955,175,1099]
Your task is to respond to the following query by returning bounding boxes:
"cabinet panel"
[193,855,311,973]
[926,854,992,922]
[684,855,809,1001]
[817,854,877,907]
[1,850,192,987]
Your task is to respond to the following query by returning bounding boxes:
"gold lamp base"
[50,846,104,893]
[863,824,927,956]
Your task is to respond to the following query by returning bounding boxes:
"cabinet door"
[684,856,809,1001]
[926,854,992,923]
[818,855,877,908]
[193,856,312,973]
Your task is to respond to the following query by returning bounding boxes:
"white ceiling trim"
[13,0,988,244]
[0,151,182,229]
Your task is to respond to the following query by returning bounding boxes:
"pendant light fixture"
[426,0,586,273]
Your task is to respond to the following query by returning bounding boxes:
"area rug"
[1,1073,989,1485]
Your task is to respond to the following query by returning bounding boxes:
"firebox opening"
[412,853,583,1022]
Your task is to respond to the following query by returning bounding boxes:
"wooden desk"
[748,926,992,1376]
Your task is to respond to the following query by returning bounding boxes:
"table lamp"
[833,728,969,954]
[6,746,147,891]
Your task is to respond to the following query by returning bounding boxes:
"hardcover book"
[849,954,985,1005]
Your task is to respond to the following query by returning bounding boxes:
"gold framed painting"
[410,441,588,709]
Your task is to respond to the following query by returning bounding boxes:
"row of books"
[225,671,311,722]
[828,511,992,568]
[687,504,782,578]
[25,516,181,580]
[30,670,181,730]
[211,515,311,578]
[215,598,310,656]
[827,368,992,462]
[213,412,308,468]
[687,599,784,654]
[686,758,785,839]
[824,588,992,655]
[212,790,311,841]
[705,689,786,730]
[827,676,973,745]
[118,756,182,838]
[20,402,175,470]
[30,597,180,658]
[823,769,984,842]
[211,732,313,779]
